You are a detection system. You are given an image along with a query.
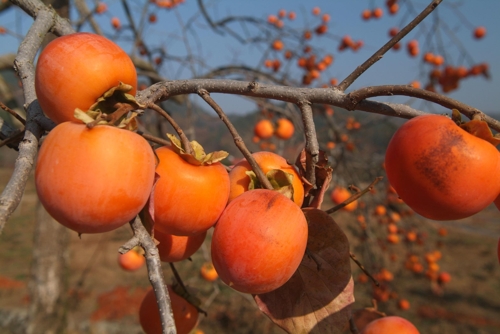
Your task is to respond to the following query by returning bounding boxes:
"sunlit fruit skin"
[118,249,145,271]
[35,32,137,124]
[211,189,308,294]
[155,228,206,262]
[139,287,198,334]
[35,122,156,234]
[200,262,219,282]
[228,151,304,207]
[361,316,420,334]
[385,114,500,220]
[153,146,230,236]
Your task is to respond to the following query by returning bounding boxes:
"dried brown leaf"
[254,208,354,334]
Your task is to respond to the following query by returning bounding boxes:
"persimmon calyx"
[246,169,295,201]
[167,133,229,166]
[74,82,144,130]
[459,119,500,146]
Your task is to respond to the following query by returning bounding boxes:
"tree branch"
[338,0,443,91]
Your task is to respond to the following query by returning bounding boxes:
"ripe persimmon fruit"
[254,119,274,139]
[35,33,137,124]
[385,114,500,220]
[211,189,308,294]
[118,247,145,271]
[330,186,358,211]
[200,262,218,282]
[228,151,304,207]
[153,145,230,236]
[155,228,206,262]
[35,122,156,234]
[139,287,198,334]
[361,316,419,334]
[474,26,486,39]
[275,118,294,140]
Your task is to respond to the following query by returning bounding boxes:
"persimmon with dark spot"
[385,114,500,220]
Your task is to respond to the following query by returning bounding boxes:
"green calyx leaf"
[246,169,295,201]
[167,133,229,166]
[73,82,144,131]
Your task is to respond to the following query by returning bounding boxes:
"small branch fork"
[119,217,177,334]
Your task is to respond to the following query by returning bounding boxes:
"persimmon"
[385,114,500,220]
[362,9,371,20]
[118,247,145,271]
[95,2,107,14]
[372,8,383,19]
[35,33,137,124]
[275,118,294,140]
[312,7,320,15]
[155,228,206,262]
[398,299,410,310]
[111,17,121,29]
[387,233,399,244]
[153,144,230,236]
[254,119,274,139]
[200,262,218,282]
[272,39,284,51]
[330,186,358,211]
[211,189,308,294]
[374,205,387,216]
[438,271,451,284]
[315,24,328,35]
[139,287,198,334]
[35,122,156,234]
[388,3,399,15]
[474,26,486,39]
[361,316,420,334]
[228,151,304,207]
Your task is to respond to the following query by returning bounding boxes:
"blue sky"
[1,0,499,115]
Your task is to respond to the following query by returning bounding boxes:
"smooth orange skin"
[200,262,219,282]
[254,119,274,139]
[118,249,145,271]
[211,189,308,294]
[362,316,419,334]
[330,187,357,211]
[385,115,500,220]
[155,228,206,262]
[228,151,304,207]
[35,122,156,234]
[139,287,198,334]
[153,146,230,236]
[275,118,294,140]
[35,33,137,124]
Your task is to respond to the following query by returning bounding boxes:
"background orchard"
[1,0,500,333]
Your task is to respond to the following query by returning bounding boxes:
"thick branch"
[297,101,319,186]
[128,217,177,334]
[338,0,443,91]
[0,9,55,235]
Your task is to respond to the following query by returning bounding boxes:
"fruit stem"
[147,102,194,155]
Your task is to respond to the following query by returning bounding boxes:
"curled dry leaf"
[167,133,229,165]
[254,208,353,334]
[295,149,333,208]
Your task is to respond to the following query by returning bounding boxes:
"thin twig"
[138,132,171,147]
[197,88,273,190]
[0,129,25,148]
[146,103,193,155]
[349,252,380,287]
[0,102,26,125]
[169,262,208,316]
[325,177,383,214]
[338,0,443,91]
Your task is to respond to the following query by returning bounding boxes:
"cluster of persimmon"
[338,35,364,52]
[33,32,311,334]
[253,117,295,142]
[385,0,400,15]
[406,39,419,57]
[267,9,297,29]
[297,53,335,84]
[426,63,489,93]
[361,8,384,20]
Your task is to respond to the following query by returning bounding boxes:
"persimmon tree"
[0,0,498,333]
